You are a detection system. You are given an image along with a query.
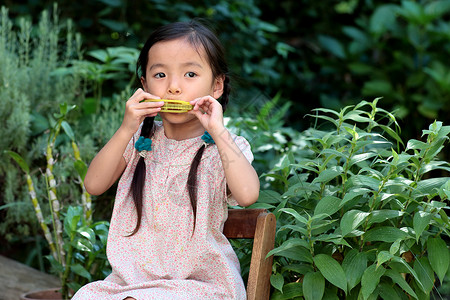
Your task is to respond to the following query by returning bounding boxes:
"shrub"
[260,99,450,299]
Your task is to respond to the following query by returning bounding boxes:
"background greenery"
[0,0,449,298]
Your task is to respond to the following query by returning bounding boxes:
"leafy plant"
[263,99,450,299]
[6,103,110,298]
[0,4,85,243]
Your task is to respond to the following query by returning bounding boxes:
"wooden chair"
[223,209,277,300]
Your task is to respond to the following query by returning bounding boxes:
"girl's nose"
[168,85,181,95]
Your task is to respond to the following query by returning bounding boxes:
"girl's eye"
[185,72,196,78]
[154,72,165,79]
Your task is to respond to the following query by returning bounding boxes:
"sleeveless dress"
[72,121,253,300]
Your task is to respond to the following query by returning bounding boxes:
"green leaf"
[370,4,398,35]
[270,273,284,293]
[361,264,385,300]
[314,196,341,216]
[267,238,310,258]
[413,211,432,242]
[391,256,426,293]
[317,35,346,59]
[384,269,418,299]
[281,264,314,275]
[61,121,75,141]
[269,243,313,263]
[257,190,282,204]
[64,206,83,237]
[77,226,96,245]
[390,239,402,255]
[347,175,380,191]
[342,250,367,291]
[377,251,394,267]
[378,283,401,300]
[340,210,370,237]
[4,151,30,173]
[413,257,434,294]
[368,210,404,225]
[348,153,377,168]
[312,167,343,184]
[406,139,428,151]
[341,188,370,206]
[270,282,303,299]
[427,237,450,283]
[74,160,88,181]
[313,254,347,294]
[415,177,450,196]
[364,227,409,243]
[279,208,308,224]
[74,238,93,252]
[303,272,325,300]
[70,263,92,281]
[88,49,109,62]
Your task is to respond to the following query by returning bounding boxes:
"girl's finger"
[128,88,160,103]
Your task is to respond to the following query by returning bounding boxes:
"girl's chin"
[160,112,197,124]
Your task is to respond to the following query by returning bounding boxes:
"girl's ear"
[212,75,225,99]
[140,76,148,91]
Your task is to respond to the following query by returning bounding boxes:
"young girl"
[72,20,260,300]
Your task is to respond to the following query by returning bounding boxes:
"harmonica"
[143,99,193,113]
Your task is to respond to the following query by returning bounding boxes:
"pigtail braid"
[187,144,206,228]
[129,117,155,236]
[220,75,231,112]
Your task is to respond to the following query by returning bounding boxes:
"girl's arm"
[190,96,260,207]
[84,89,163,195]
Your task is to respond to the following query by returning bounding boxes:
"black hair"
[129,20,230,236]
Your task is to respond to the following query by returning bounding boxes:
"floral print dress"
[72,121,253,300]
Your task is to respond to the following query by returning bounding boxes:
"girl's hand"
[121,88,164,135]
[189,96,225,134]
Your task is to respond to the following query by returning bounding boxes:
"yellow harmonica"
[144,99,193,113]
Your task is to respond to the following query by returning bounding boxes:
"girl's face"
[141,38,224,124]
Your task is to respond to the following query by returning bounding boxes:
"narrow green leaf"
[61,121,75,141]
[269,244,313,263]
[391,256,426,293]
[267,238,310,258]
[314,254,347,294]
[413,211,432,242]
[303,272,325,300]
[280,208,308,224]
[270,273,284,293]
[4,150,30,173]
[384,269,418,299]
[390,239,402,255]
[74,160,88,181]
[70,263,92,281]
[361,264,385,300]
[342,250,367,291]
[340,210,370,237]
[427,237,450,283]
[317,35,346,59]
[413,257,434,294]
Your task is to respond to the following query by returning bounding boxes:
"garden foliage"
[256,99,450,299]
